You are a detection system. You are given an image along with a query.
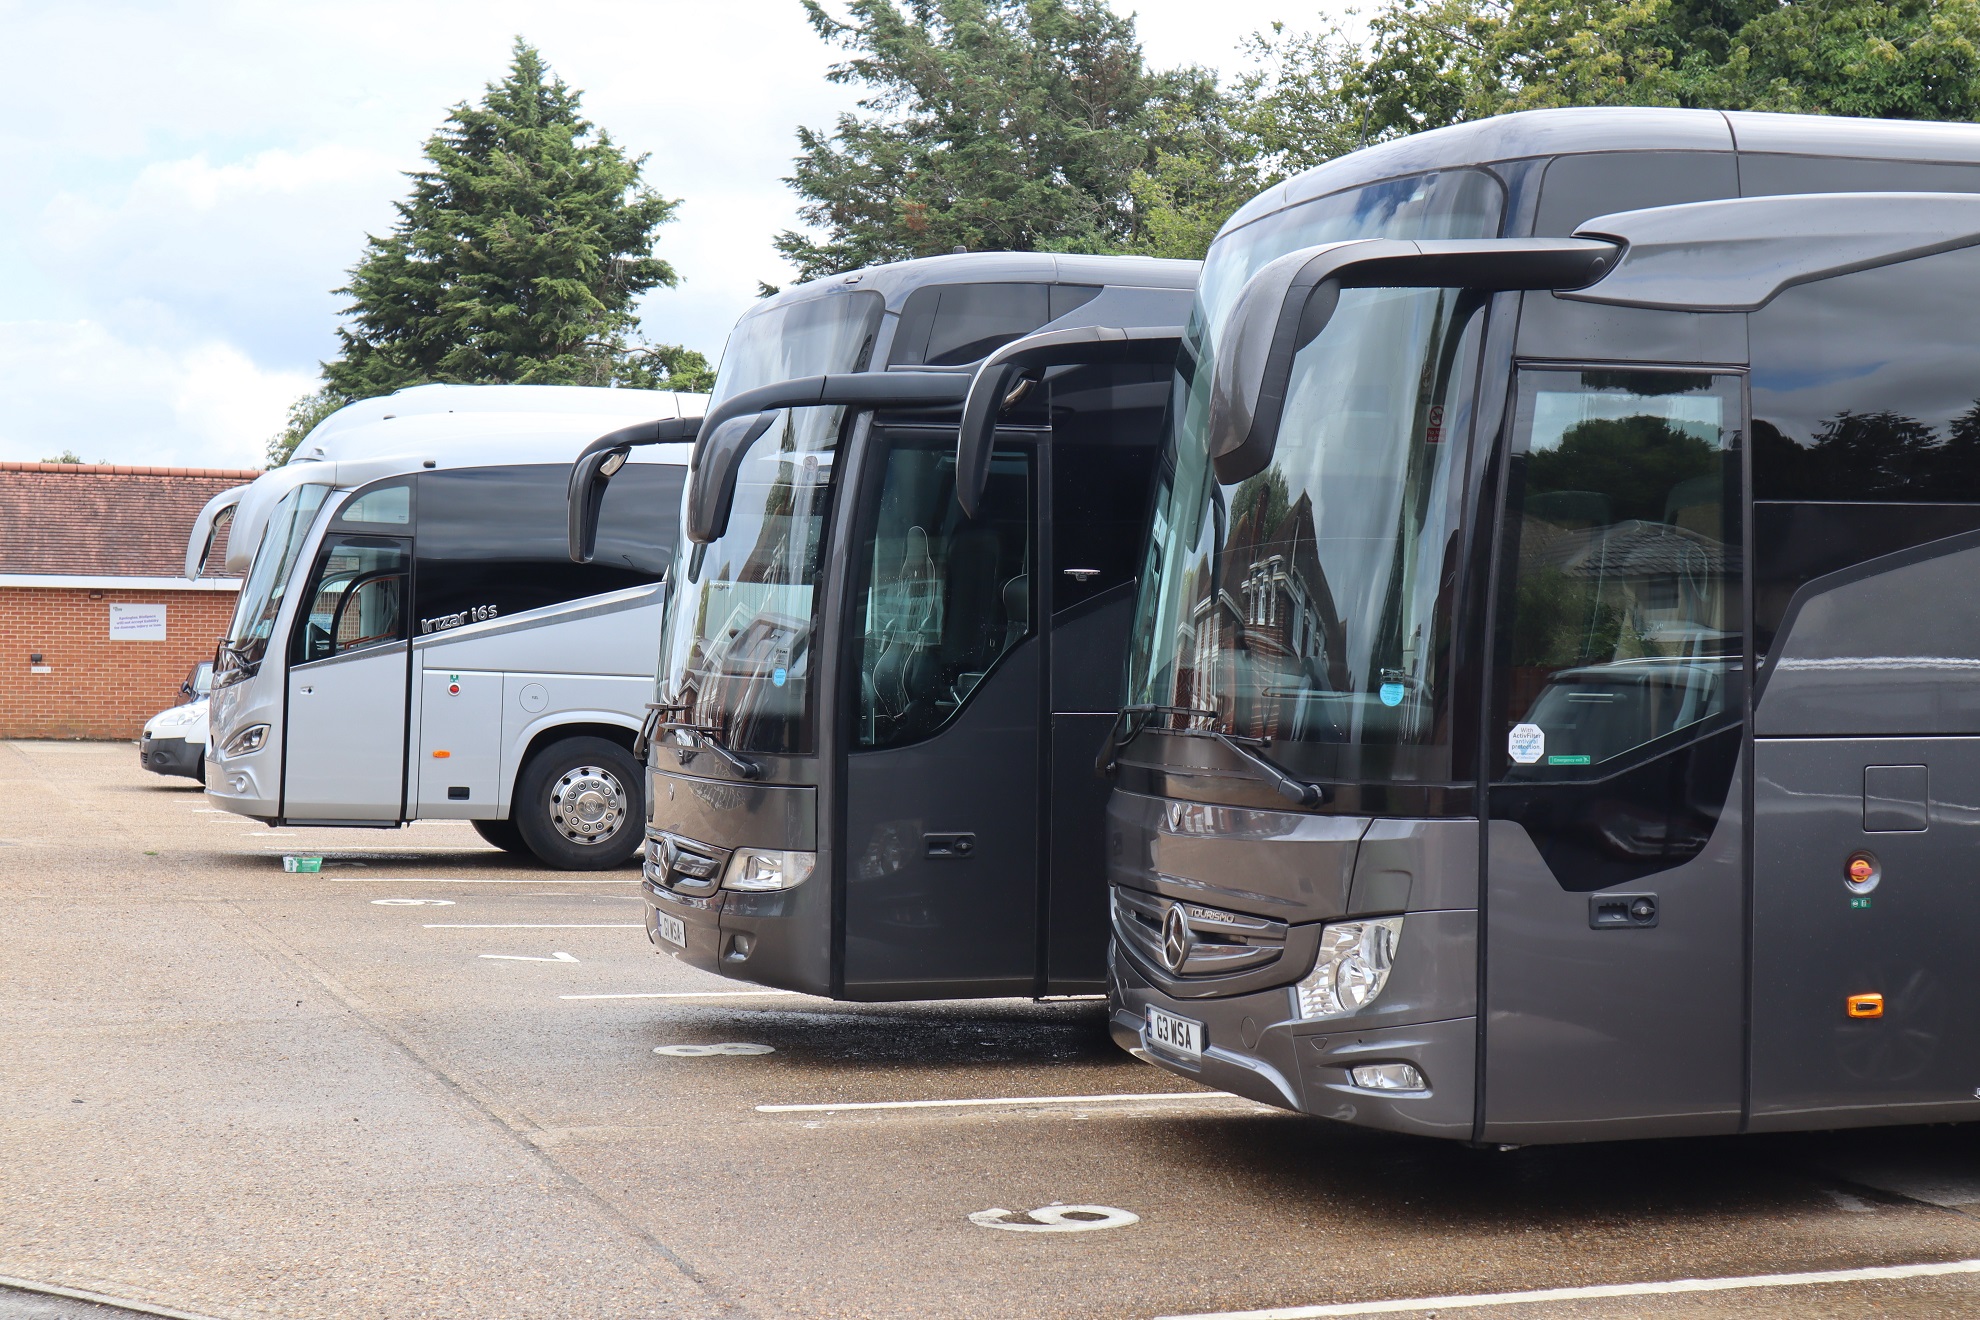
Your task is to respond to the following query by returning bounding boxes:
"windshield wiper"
[658,721,763,780]
[1099,703,1327,807]
[635,702,691,761]
[1095,704,1218,777]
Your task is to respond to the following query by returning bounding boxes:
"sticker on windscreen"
[1508,723,1545,765]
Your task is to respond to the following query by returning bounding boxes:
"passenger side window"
[854,440,1033,748]
[1052,438,1157,615]
[1753,246,1980,503]
[415,464,678,632]
[293,536,409,664]
[1495,370,1744,777]
[890,283,1095,368]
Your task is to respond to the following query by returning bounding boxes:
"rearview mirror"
[683,371,971,544]
[566,415,700,563]
[954,324,1183,518]
[684,412,779,544]
[1204,238,1618,484]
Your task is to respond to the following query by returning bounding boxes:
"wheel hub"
[551,765,624,844]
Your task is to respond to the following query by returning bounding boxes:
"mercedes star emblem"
[1161,905,1192,974]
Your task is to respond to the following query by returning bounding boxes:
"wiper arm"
[1191,729,1328,808]
[1095,704,1218,777]
[636,702,691,761]
[1105,705,1327,807]
[658,721,763,780]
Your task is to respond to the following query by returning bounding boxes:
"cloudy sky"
[0,0,1355,470]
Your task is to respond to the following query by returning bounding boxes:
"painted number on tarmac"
[372,898,455,906]
[969,1205,1139,1233]
[653,1043,776,1057]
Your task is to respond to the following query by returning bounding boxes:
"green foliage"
[1123,0,1980,259]
[1350,0,1980,135]
[40,449,85,464]
[266,388,350,467]
[617,344,717,394]
[324,40,682,399]
[777,0,1218,279]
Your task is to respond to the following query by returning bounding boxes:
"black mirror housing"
[683,371,970,545]
[684,412,779,544]
[953,323,1183,518]
[566,416,700,563]
[1205,238,1618,484]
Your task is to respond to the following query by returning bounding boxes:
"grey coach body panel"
[1751,737,1980,1130]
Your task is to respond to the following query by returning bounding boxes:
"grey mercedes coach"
[992,107,1980,1144]
[571,252,1196,999]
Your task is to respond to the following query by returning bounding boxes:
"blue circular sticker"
[1379,682,1405,707]
[772,667,788,688]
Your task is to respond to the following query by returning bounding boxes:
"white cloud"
[0,321,312,469]
[0,0,1358,465]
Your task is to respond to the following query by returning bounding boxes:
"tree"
[617,344,717,394]
[778,0,1217,280]
[324,40,682,398]
[264,389,349,467]
[1127,25,1376,259]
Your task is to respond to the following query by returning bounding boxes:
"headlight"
[1291,916,1404,1020]
[221,723,270,757]
[153,706,198,729]
[721,848,816,892]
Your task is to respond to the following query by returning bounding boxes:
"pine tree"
[777,0,1217,281]
[325,40,682,398]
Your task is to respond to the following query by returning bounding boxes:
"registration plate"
[653,910,687,949]
[1146,1005,1203,1061]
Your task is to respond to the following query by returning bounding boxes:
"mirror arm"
[566,415,701,564]
[685,371,970,545]
[955,324,1184,517]
[1212,238,1619,485]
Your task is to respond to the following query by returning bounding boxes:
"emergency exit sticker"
[1508,723,1545,764]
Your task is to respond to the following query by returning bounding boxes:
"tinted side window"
[1752,247,1980,502]
[1049,364,1167,615]
[890,283,1094,367]
[415,463,679,633]
[1532,151,1737,237]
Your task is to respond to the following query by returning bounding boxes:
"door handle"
[925,832,976,859]
[299,686,314,695]
[1063,568,1100,582]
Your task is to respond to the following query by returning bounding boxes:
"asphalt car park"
[8,740,1980,1319]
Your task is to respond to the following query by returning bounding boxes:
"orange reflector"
[1847,993,1884,1019]
[432,750,451,759]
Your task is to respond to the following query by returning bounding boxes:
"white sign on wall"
[108,603,167,641]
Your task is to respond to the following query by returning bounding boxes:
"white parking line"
[758,1091,1258,1113]
[1157,1258,1980,1319]
[423,923,642,929]
[561,990,804,1000]
[324,877,636,884]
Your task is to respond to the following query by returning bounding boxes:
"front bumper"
[139,735,203,780]
[1111,938,1478,1141]
[640,833,826,994]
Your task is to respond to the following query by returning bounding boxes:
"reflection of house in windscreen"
[1180,493,1347,729]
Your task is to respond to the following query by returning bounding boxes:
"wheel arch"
[501,715,639,816]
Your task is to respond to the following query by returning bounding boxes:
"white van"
[192,384,700,869]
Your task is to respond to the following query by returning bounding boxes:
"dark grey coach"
[573,251,1196,999]
[971,107,1980,1143]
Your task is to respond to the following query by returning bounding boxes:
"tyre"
[513,736,644,871]
[471,816,530,856]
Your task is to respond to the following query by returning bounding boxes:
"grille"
[1112,886,1288,979]
[645,832,728,895]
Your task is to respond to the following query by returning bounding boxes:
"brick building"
[1,461,260,739]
